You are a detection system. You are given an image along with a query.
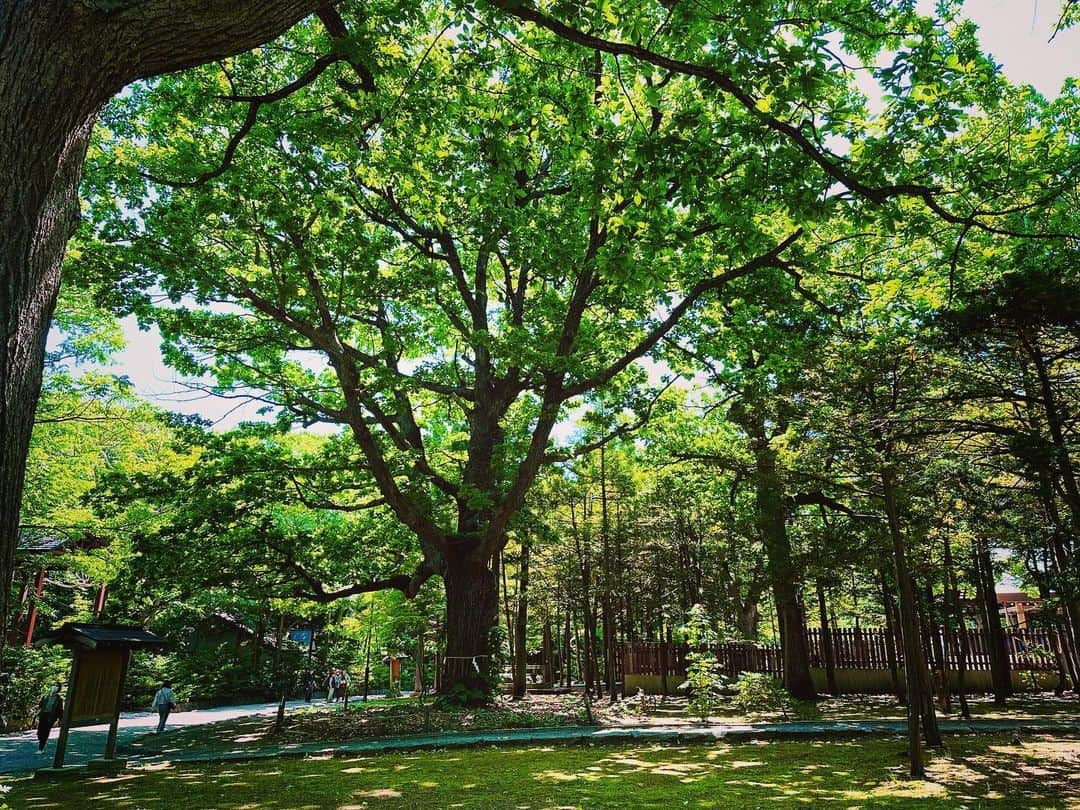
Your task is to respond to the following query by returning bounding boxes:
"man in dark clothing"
[303,670,316,702]
[36,683,63,752]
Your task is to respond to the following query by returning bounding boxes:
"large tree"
[78,8,818,696]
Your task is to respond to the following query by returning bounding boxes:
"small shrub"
[681,604,726,723]
[730,672,793,719]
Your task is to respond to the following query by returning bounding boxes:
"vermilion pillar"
[24,566,45,647]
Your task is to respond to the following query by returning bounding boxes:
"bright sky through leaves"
[63,0,1078,430]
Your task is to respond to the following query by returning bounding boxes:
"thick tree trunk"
[440,549,499,704]
[736,403,815,700]
[737,600,761,640]
[0,0,330,635]
[0,33,94,631]
[542,617,554,685]
[752,443,815,700]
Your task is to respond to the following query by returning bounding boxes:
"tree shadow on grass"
[7,734,1080,809]
[119,713,273,759]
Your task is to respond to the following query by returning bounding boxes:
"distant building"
[995,589,1041,630]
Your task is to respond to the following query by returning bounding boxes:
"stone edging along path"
[125,718,1080,769]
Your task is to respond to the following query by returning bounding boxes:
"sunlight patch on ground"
[350,787,403,799]
[90,774,144,785]
[534,769,581,782]
[704,745,732,759]
[924,759,988,785]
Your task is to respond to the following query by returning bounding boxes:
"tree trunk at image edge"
[0,0,329,637]
[440,550,499,703]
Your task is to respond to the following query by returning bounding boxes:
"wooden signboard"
[69,649,126,725]
[42,623,165,770]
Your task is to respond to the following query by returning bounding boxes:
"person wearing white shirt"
[152,680,177,733]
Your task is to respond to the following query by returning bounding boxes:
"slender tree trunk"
[572,496,600,697]
[882,466,939,777]
[659,616,669,698]
[600,445,616,702]
[253,610,266,670]
[816,580,838,696]
[500,551,516,662]
[575,617,586,685]
[414,627,425,694]
[943,529,970,718]
[272,613,286,675]
[591,592,603,696]
[512,538,529,699]
[1047,529,1080,691]
[1061,611,1080,694]
[973,536,1012,704]
[881,569,906,705]
[362,604,374,700]
[563,607,572,688]
[921,583,950,714]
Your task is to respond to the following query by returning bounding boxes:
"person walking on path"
[326,671,339,703]
[337,670,350,703]
[152,681,177,734]
[35,684,63,752]
[303,670,316,703]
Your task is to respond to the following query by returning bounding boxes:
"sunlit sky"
[75,1,1079,430]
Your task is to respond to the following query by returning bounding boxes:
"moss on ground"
[6,733,1080,809]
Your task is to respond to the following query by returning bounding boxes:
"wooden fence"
[623,626,1060,680]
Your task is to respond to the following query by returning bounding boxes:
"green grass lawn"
[6,734,1080,809]
[117,692,1080,763]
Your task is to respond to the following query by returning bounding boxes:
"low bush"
[730,673,793,719]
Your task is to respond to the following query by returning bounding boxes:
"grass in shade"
[5,733,1080,809]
